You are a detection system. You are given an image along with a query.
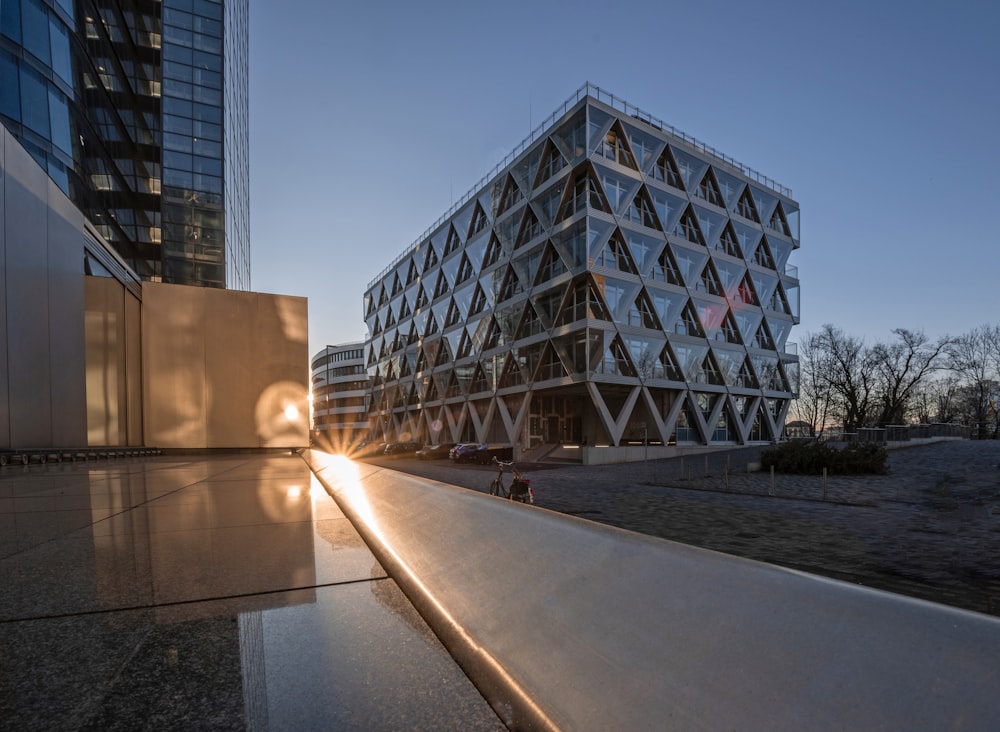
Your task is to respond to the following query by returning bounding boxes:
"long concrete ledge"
[305,451,1000,730]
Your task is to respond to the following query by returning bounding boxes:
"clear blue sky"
[248,0,999,357]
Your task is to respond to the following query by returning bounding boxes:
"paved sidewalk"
[372,440,1000,617]
[0,453,502,731]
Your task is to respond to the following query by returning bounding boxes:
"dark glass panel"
[1,0,22,43]
[19,63,49,135]
[0,50,20,118]
[47,86,71,153]
[49,17,72,84]
[22,0,50,64]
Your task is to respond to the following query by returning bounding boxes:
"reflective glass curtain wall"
[0,0,248,288]
[223,0,248,290]
[0,0,161,275]
[160,0,225,287]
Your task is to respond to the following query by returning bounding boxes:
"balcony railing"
[368,82,793,290]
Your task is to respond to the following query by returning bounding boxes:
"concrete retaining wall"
[306,450,1000,731]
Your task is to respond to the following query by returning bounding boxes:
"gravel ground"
[364,439,1000,617]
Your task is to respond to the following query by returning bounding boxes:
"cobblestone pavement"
[365,439,1000,618]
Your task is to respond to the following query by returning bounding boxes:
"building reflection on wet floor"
[0,454,502,730]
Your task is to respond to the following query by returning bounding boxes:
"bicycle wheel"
[488,478,505,497]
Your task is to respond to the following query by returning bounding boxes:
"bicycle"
[488,456,533,503]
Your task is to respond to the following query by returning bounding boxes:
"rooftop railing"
[367,82,793,291]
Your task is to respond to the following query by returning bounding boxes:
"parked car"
[352,442,387,458]
[450,443,514,464]
[383,441,420,457]
[448,443,481,462]
[416,443,456,460]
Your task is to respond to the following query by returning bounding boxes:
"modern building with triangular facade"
[363,84,800,463]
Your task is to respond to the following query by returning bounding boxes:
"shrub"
[761,440,888,475]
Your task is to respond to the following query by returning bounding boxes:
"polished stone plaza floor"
[0,454,501,730]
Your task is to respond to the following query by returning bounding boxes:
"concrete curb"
[306,450,1000,730]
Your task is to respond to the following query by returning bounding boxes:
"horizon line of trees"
[791,323,1000,440]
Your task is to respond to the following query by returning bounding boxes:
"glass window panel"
[163,131,192,152]
[164,77,194,100]
[671,149,708,192]
[714,348,743,384]
[192,102,221,124]
[164,113,193,135]
[624,335,666,380]
[714,260,745,296]
[733,309,762,343]
[194,66,221,89]
[596,166,638,215]
[750,187,778,225]
[623,124,663,174]
[783,282,800,320]
[750,271,778,305]
[163,59,193,82]
[647,287,684,328]
[648,187,686,234]
[194,15,221,36]
[692,204,726,249]
[193,31,221,54]
[714,170,744,211]
[192,84,221,105]
[163,167,193,188]
[193,173,222,193]
[192,137,221,158]
[674,343,709,381]
[670,244,708,284]
[587,106,612,152]
[163,150,193,171]
[193,120,221,141]
[162,95,193,118]
[193,0,223,21]
[621,228,662,276]
[23,0,50,64]
[2,0,22,43]
[47,86,71,153]
[785,205,800,243]
[49,17,72,85]
[47,154,69,195]
[0,51,19,118]
[733,221,762,259]
[19,64,49,135]
[55,0,74,20]
[192,49,221,71]
[164,8,195,30]
[164,24,193,48]
[163,43,194,65]
[770,237,793,270]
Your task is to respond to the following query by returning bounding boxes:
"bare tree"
[791,331,832,435]
[870,329,949,425]
[945,324,1000,439]
[813,324,877,432]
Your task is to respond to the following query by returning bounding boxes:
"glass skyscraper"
[0,0,249,289]
[364,84,800,459]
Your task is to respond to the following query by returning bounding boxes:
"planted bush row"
[761,440,888,475]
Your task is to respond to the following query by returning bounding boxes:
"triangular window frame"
[558,162,612,221]
[718,221,743,258]
[595,120,638,169]
[651,145,684,190]
[468,200,489,239]
[737,187,760,223]
[497,173,524,216]
[534,138,568,188]
[624,185,660,229]
[675,205,706,246]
